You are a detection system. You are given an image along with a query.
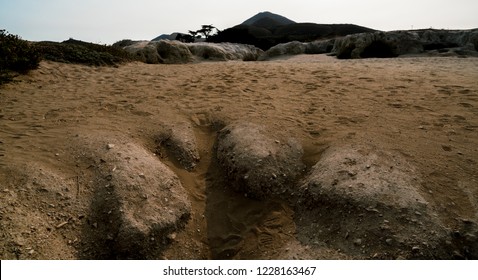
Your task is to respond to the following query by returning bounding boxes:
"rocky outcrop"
[216,122,305,199]
[188,42,263,61]
[261,41,306,58]
[332,29,478,59]
[305,39,336,54]
[259,39,335,60]
[123,40,263,64]
[155,40,195,64]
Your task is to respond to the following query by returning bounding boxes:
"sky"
[1,0,477,44]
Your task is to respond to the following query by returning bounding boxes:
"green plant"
[0,29,42,85]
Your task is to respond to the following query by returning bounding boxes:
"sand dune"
[1,55,477,259]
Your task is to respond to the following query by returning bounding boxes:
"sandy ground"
[1,54,477,259]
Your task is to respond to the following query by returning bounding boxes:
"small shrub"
[0,29,42,84]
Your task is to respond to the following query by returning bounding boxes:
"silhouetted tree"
[197,25,216,39]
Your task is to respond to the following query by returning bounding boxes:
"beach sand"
[1,54,477,259]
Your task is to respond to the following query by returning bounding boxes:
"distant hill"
[242,11,296,27]
[209,12,376,50]
[152,32,183,41]
[151,11,377,50]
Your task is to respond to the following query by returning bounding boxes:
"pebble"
[412,246,420,253]
[107,143,115,150]
[354,238,362,246]
[385,238,393,245]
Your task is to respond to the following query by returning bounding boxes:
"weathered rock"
[259,39,335,60]
[296,144,448,259]
[155,40,194,64]
[261,41,306,59]
[123,40,193,64]
[123,40,263,64]
[216,122,305,199]
[333,31,422,58]
[78,132,191,258]
[188,42,263,61]
[124,41,161,64]
[332,29,478,59]
[305,39,335,54]
[157,122,200,171]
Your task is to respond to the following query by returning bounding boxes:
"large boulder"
[296,144,449,259]
[76,132,191,258]
[215,122,305,199]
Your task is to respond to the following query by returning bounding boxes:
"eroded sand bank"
[1,55,477,259]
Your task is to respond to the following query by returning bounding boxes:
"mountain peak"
[241,11,296,27]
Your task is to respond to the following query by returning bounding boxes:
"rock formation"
[123,40,263,64]
[259,39,335,60]
[332,29,478,59]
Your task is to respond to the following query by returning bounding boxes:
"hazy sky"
[1,0,477,44]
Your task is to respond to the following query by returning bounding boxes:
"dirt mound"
[157,121,201,171]
[1,57,477,259]
[74,131,191,259]
[295,144,450,259]
[0,164,84,259]
[216,122,305,199]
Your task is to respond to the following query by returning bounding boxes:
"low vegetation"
[0,29,41,84]
[34,38,136,66]
[1,30,140,85]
